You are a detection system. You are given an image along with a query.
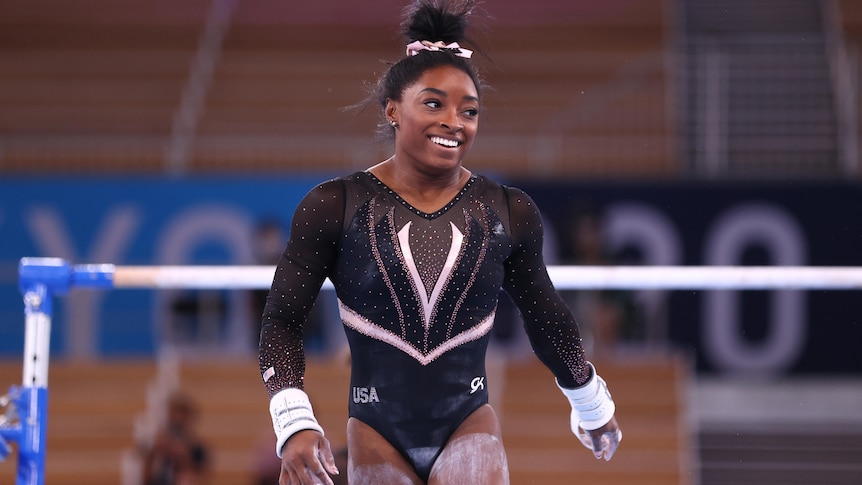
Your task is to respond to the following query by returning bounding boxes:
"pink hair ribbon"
[406,40,473,59]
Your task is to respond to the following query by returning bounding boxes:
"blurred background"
[2,0,862,484]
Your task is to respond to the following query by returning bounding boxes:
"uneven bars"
[8,257,862,485]
[90,263,862,290]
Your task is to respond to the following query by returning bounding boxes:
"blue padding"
[18,258,71,296]
[72,264,116,289]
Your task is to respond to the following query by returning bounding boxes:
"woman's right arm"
[257,179,345,482]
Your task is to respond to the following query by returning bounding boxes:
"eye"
[424,100,441,109]
[463,108,479,117]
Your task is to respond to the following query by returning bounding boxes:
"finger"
[587,428,606,459]
[318,438,340,476]
[311,465,335,485]
[280,466,298,485]
[576,426,594,450]
[294,454,334,485]
[600,429,623,461]
[293,462,321,485]
[591,434,604,460]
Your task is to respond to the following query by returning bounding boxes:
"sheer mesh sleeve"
[259,179,344,397]
[501,186,591,388]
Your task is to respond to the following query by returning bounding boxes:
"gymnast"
[258,1,622,483]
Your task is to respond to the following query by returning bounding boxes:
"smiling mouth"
[430,136,462,148]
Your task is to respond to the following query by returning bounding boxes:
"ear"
[385,99,398,124]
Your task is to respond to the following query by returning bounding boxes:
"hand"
[279,429,339,485]
[576,417,622,461]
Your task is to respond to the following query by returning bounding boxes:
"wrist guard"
[269,388,324,458]
[556,362,616,431]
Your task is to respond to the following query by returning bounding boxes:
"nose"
[440,109,463,132]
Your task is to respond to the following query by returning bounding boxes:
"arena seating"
[0,0,672,179]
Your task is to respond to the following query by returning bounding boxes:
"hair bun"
[401,0,475,45]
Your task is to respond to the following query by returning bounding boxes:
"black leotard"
[260,171,589,480]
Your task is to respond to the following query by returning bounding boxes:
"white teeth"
[431,136,460,148]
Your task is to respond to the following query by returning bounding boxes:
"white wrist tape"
[269,388,325,458]
[557,362,616,431]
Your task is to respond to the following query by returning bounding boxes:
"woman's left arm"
[501,187,621,460]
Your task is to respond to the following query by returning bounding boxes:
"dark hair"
[352,0,487,139]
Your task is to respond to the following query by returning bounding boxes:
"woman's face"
[387,65,480,175]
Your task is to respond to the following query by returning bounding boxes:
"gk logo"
[470,376,485,394]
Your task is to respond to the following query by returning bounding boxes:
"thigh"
[428,404,510,485]
[347,417,424,485]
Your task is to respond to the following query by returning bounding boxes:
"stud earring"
[390,120,399,129]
